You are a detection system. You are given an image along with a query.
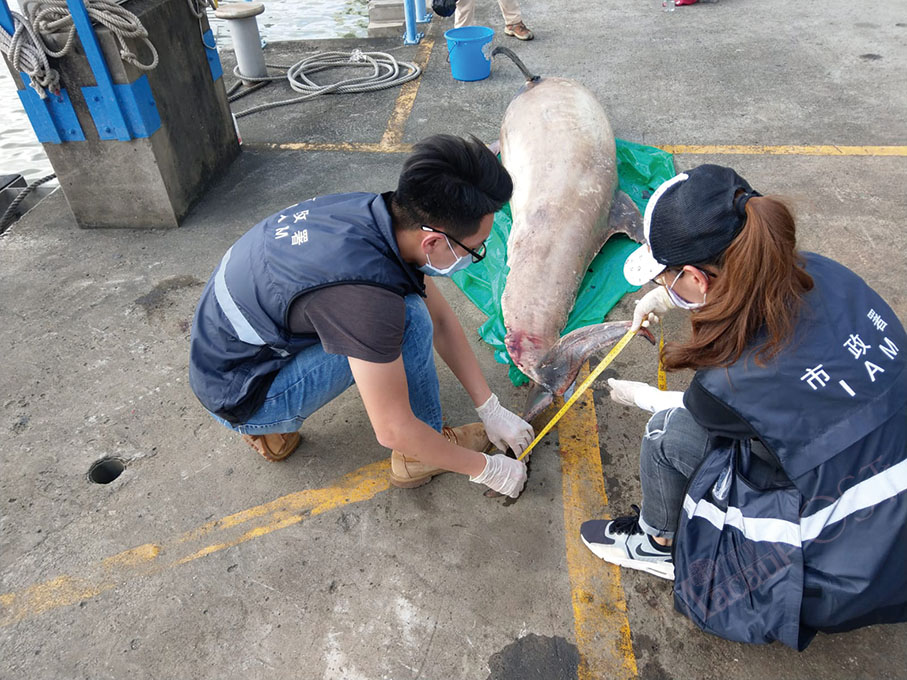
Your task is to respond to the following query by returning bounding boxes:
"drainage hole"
[88,458,125,484]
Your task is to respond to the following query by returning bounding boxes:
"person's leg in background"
[455,0,533,39]
[499,0,533,40]
[453,0,475,29]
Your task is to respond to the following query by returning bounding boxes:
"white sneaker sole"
[582,536,675,581]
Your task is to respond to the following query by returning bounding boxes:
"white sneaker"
[580,505,675,580]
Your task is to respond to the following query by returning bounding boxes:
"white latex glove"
[632,286,675,331]
[606,378,685,413]
[469,452,528,498]
[476,393,534,456]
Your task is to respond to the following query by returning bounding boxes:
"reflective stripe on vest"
[683,456,907,546]
[214,246,266,346]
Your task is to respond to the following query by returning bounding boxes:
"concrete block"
[368,19,405,38]
[368,0,404,23]
[4,0,240,229]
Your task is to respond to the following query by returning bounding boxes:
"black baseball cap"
[623,164,761,286]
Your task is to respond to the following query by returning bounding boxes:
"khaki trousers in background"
[454,0,522,28]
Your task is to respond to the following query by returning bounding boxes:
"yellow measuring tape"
[517,329,637,462]
[657,323,667,391]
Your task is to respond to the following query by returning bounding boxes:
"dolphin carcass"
[494,50,649,422]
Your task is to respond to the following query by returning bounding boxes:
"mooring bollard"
[415,0,431,24]
[214,2,267,84]
[402,0,423,44]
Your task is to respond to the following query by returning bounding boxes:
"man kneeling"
[189,135,533,498]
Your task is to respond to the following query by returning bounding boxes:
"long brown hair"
[662,195,814,371]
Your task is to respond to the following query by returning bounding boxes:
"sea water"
[0,0,369,182]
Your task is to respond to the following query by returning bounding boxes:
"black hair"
[394,134,513,241]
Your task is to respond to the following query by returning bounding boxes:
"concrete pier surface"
[1,1,905,678]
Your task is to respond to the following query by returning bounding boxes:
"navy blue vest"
[189,192,425,423]
[674,253,907,649]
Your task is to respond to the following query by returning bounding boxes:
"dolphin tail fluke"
[529,321,657,403]
[491,46,541,83]
[533,321,634,398]
[607,190,645,244]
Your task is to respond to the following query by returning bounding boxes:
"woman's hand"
[607,378,685,413]
[631,286,675,331]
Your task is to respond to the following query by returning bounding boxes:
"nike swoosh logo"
[634,547,673,559]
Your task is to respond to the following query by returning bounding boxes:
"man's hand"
[607,378,685,413]
[631,286,674,331]
[469,453,528,498]
[476,393,534,456]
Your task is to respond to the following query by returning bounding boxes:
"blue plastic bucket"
[444,26,494,82]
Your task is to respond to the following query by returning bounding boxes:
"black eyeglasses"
[421,225,487,263]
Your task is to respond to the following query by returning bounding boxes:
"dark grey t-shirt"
[287,284,406,363]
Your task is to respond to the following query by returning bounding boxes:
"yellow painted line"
[0,575,114,624]
[0,460,391,627]
[250,142,907,157]
[559,364,638,680]
[248,141,413,153]
[661,144,907,156]
[380,36,435,149]
[102,543,161,569]
[1,367,643,678]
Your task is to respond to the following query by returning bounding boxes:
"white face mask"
[417,235,472,277]
[666,269,706,310]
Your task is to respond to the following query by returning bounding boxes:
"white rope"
[186,0,206,19]
[186,0,219,21]
[23,0,159,71]
[232,49,422,118]
[0,10,60,97]
[1,0,162,98]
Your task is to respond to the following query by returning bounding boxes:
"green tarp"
[452,140,675,386]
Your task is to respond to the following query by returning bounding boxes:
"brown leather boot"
[242,432,301,462]
[504,21,534,40]
[389,422,490,488]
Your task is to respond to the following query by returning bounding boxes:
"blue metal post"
[402,0,423,45]
[415,0,431,23]
[66,0,131,140]
[0,0,15,34]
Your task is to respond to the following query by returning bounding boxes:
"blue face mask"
[417,235,472,277]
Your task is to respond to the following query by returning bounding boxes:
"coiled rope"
[24,0,158,71]
[1,0,160,98]
[0,10,60,96]
[230,49,422,119]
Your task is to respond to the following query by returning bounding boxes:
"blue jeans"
[638,407,711,540]
[212,294,443,435]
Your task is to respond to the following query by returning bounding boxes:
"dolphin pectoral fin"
[533,320,633,397]
[607,190,645,244]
